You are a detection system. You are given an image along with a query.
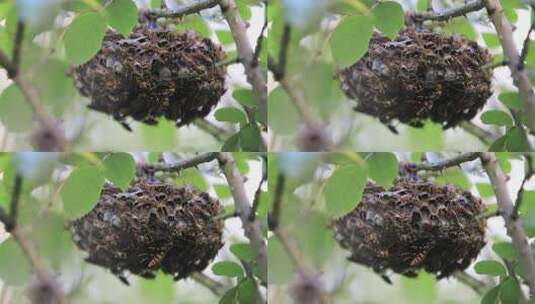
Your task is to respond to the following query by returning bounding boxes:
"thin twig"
[459,121,498,146]
[512,154,534,218]
[483,0,535,134]
[252,15,268,67]
[268,173,285,231]
[146,152,218,173]
[146,0,218,19]
[275,24,291,81]
[414,152,481,171]
[453,272,489,295]
[7,174,22,231]
[519,24,535,71]
[481,152,535,296]
[218,153,267,284]
[193,119,231,142]
[249,155,267,221]
[11,21,24,78]
[413,0,485,21]
[190,272,227,297]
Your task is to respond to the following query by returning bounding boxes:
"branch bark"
[145,152,218,173]
[481,152,535,296]
[414,152,481,171]
[483,0,535,134]
[413,0,485,21]
[217,0,267,124]
[217,152,267,284]
[190,272,227,297]
[146,0,218,19]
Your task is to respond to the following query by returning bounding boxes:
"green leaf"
[214,184,232,199]
[489,135,507,152]
[140,273,175,303]
[239,123,262,151]
[215,107,247,124]
[481,285,500,304]
[372,1,403,39]
[220,287,238,304]
[267,236,293,284]
[102,153,135,190]
[482,33,500,48]
[330,14,374,68]
[268,87,298,135]
[212,261,244,277]
[222,133,241,152]
[237,278,257,304]
[500,276,519,304]
[0,238,31,285]
[216,30,234,45]
[0,85,32,132]
[367,152,398,188]
[324,165,367,217]
[492,242,517,261]
[474,260,506,277]
[505,127,530,152]
[175,168,207,191]
[498,92,522,111]
[481,110,513,127]
[64,12,107,64]
[61,166,104,218]
[175,15,210,37]
[476,183,494,198]
[233,89,257,108]
[230,243,255,262]
[104,0,137,36]
[434,168,471,190]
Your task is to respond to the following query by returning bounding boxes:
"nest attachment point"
[68,179,224,284]
[73,27,227,130]
[336,28,493,132]
[332,176,486,281]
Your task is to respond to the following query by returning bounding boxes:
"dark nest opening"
[68,179,224,284]
[336,28,493,132]
[73,26,227,131]
[332,176,486,281]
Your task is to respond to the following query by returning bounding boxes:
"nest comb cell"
[68,179,224,284]
[73,27,227,131]
[332,176,486,282]
[336,27,493,133]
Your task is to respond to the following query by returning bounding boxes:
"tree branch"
[481,152,535,296]
[190,272,227,297]
[146,0,218,19]
[217,152,267,284]
[413,0,485,21]
[193,118,231,142]
[513,154,534,218]
[459,121,498,146]
[0,174,66,303]
[483,0,535,134]
[145,152,218,173]
[249,155,267,221]
[414,152,481,171]
[11,20,24,78]
[268,173,284,231]
[453,271,489,295]
[217,0,267,127]
[0,20,68,151]
[519,24,535,71]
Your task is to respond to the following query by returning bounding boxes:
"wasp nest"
[333,177,486,280]
[336,28,492,131]
[68,179,224,284]
[73,27,226,130]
